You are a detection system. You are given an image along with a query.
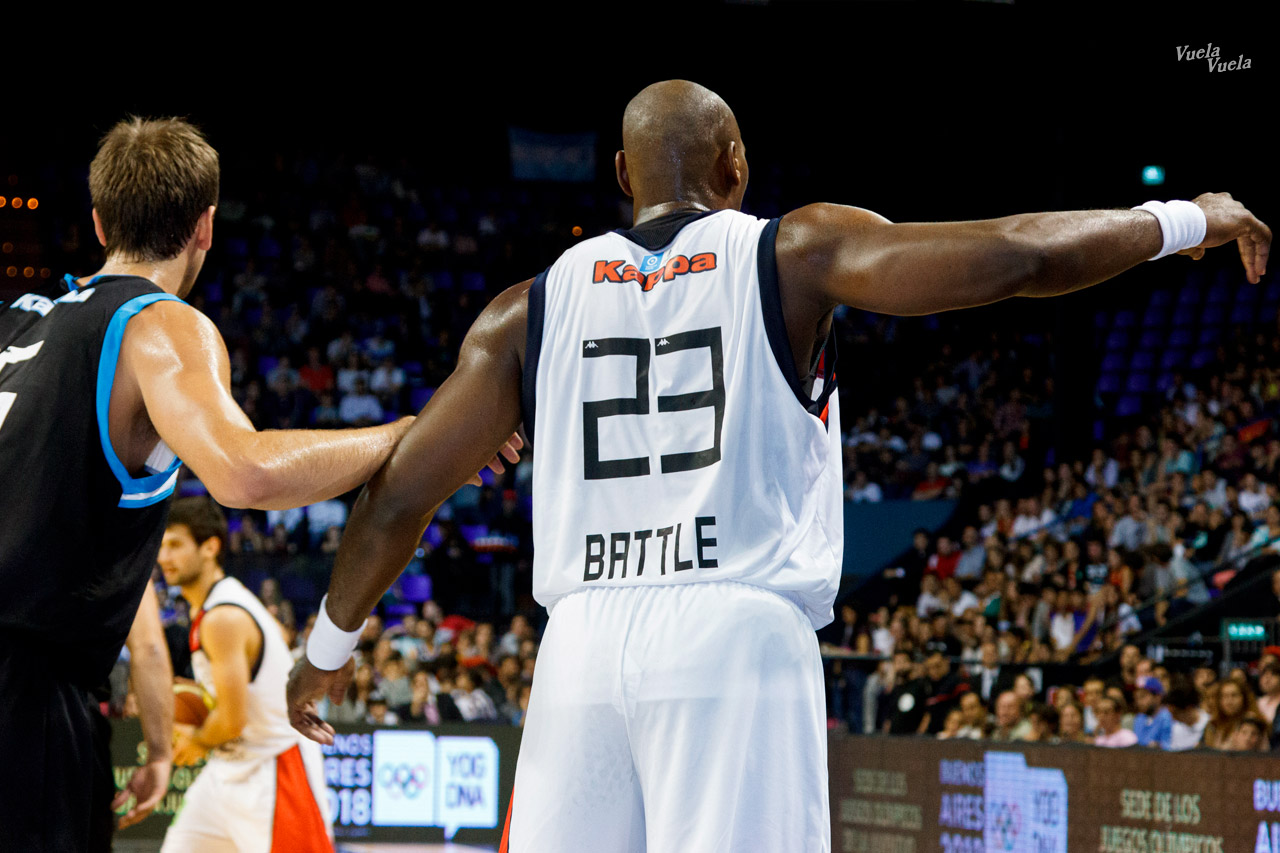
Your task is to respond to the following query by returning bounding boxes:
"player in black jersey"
[0,118,516,850]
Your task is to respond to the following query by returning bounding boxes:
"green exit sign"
[1227,621,1268,640]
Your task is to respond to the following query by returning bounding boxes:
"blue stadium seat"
[1148,289,1173,308]
[1113,310,1137,329]
[1201,304,1225,326]
[1140,307,1168,329]
[1171,306,1196,327]
[1131,351,1156,372]
[399,574,433,603]
[1094,311,1110,330]
[462,272,486,292]
[1197,327,1220,346]
[1105,330,1130,351]
[258,235,282,260]
[1116,395,1143,417]
[1160,349,1186,370]
[1096,373,1122,394]
[1236,283,1260,304]
[1155,373,1176,393]
[1126,373,1151,394]
[1168,328,1194,348]
[1176,285,1201,306]
[1230,303,1255,325]
[401,361,423,377]
[258,356,279,377]
[1206,283,1231,304]
[433,270,456,290]
[1139,329,1164,350]
[226,237,249,259]
[1266,281,1280,303]
[1101,353,1127,373]
[1190,348,1216,369]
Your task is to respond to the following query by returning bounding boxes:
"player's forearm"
[1001,209,1162,298]
[220,418,413,510]
[324,483,442,630]
[129,640,175,762]
[193,706,247,748]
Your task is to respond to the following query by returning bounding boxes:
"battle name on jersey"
[584,515,717,582]
[592,252,717,293]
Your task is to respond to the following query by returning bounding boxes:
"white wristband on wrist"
[1132,200,1207,261]
[306,594,366,671]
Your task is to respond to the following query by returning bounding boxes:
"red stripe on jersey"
[499,786,514,853]
[270,744,333,853]
[188,608,204,653]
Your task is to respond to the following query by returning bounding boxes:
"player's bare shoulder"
[121,300,227,368]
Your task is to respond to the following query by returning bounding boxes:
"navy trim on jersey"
[97,293,186,507]
[614,208,719,252]
[756,217,839,426]
[521,270,548,446]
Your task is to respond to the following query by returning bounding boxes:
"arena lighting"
[4,267,15,277]
[21,267,33,278]
[26,198,37,210]
[1,243,11,253]
[10,197,21,209]
[572,225,583,237]
[39,268,50,278]
[0,197,6,208]
[1142,165,1166,186]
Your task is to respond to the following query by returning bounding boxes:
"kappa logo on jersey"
[592,252,717,293]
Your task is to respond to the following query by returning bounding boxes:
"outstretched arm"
[777,192,1270,317]
[121,301,413,510]
[288,280,530,742]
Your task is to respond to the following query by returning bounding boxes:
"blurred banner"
[508,128,596,182]
[828,734,1278,853]
[111,720,519,846]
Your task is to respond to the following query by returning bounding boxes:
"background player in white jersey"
[287,81,1270,852]
[160,497,334,853]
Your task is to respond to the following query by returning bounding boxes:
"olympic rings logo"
[378,763,430,799]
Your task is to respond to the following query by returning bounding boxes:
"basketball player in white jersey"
[160,497,334,853]
[287,81,1270,851]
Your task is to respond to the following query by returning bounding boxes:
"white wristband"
[1132,200,1207,261]
[306,594,366,671]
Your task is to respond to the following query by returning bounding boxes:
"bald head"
[617,80,746,219]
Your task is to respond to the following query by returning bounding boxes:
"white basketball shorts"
[506,581,830,852]
[161,742,333,853]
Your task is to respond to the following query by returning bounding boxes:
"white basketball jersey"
[191,576,304,769]
[524,209,843,628]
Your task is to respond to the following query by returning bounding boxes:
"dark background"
[2,3,1273,462]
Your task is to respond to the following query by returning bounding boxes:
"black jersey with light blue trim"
[0,274,185,688]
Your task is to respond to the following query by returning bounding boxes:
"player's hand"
[465,432,524,487]
[1180,192,1271,283]
[286,656,355,745]
[113,757,171,829]
[171,723,209,767]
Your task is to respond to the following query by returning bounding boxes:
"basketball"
[174,677,214,726]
